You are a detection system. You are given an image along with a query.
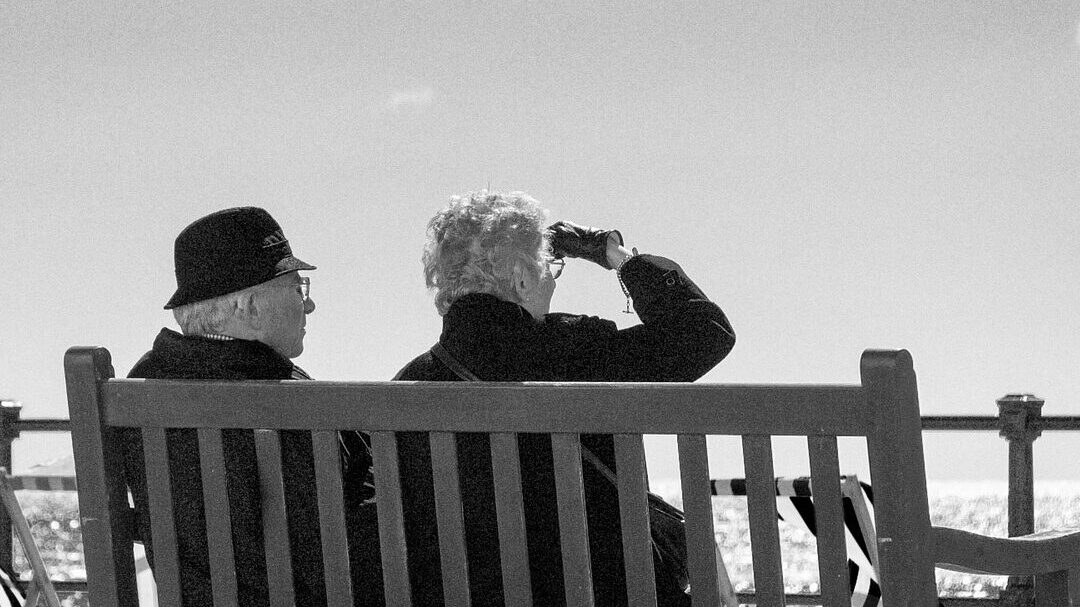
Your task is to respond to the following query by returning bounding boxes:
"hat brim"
[164,255,316,309]
[274,255,317,275]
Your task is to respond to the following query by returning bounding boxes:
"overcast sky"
[3,1,1080,483]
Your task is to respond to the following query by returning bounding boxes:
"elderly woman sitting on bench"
[387,190,735,606]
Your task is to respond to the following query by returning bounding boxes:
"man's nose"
[304,297,316,314]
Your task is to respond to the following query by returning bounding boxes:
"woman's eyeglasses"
[546,258,565,279]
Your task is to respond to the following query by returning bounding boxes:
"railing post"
[996,393,1044,607]
[0,400,23,574]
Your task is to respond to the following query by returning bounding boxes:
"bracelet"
[616,247,639,314]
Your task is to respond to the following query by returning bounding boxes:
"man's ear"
[512,261,538,303]
[234,290,261,330]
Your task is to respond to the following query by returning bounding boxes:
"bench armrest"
[933,525,1080,576]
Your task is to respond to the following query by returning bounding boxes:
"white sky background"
[3,1,1080,483]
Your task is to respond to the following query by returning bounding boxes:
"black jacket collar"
[129,328,301,380]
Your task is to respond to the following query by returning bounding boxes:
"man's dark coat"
[122,328,356,607]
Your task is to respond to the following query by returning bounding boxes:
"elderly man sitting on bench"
[119,207,370,607]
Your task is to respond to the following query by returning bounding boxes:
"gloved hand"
[546,220,624,270]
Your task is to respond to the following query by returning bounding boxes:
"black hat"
[164,207,316,309]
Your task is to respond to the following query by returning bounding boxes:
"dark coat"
[391,254,735,606]
[122,328,362,607]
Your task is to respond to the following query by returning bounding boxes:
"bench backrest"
[64,346,938,606]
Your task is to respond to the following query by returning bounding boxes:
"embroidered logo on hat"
[262,231,287,248]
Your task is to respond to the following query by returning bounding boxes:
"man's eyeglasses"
[546,258,565,280]
[297,277,311,302]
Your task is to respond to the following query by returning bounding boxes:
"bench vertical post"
[197,429,240,606]
[807,437,850,605]
[491,433,533,607]
[430,431,471,606]
[64,347,139,607]
[614,434,657,607]
[0,401,21,575]
[254,430,296,607]
[552,433,595,607]
[742,435,784,605]
[372,432,412,607]
[312,430,355,606]
[678,434,720,607]
[861,349,937,605]
[143,427,182,607]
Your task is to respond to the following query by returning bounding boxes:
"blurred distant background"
[4,0,1080,487]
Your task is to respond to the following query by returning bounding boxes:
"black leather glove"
[546,220,624,270]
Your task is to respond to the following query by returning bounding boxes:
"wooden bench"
[64,346,1080,606]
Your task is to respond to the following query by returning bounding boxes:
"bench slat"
[490,433,533,607]
[678,434,720,607]
[197,428,240,607]
[104,382,870,435]
[371,432,411,607]
[1070,568,1080,605]
[143,428,181,607]
[312,430,354,606]
[551,433,595,607]
[743,434,785,605]
[808,435,849,606]
[615,434,658,607]
[254,430,295,607]
[430,432,471,605]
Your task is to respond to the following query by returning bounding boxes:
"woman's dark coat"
[390,254,736,606]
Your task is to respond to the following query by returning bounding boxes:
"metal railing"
[926,395,1080,607]
[2,395,1078,606]
[0,403,76,596]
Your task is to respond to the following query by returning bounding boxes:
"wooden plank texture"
[64,347,139,607]
[551,434,594,607]
[79,345,1038,607]
[932,527,1080,574]
[614,434,657,607]
[490,433,532,607]
[105,381,869,436]
[312,430,354,606]
[371,432,411,607]
[808,436,849,605]
[677,435,719,607]
[253,430,295,607]
[1071,567,1080,605]
[142,428,181,607]
[429,432,471,606]
[198,429,239,606]
[742,435,784,605]
[862,350,938,602]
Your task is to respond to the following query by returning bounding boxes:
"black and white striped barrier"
[710,475,882,607]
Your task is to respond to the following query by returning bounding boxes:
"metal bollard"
[995,394,1044,607]
[0,400,22,574]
